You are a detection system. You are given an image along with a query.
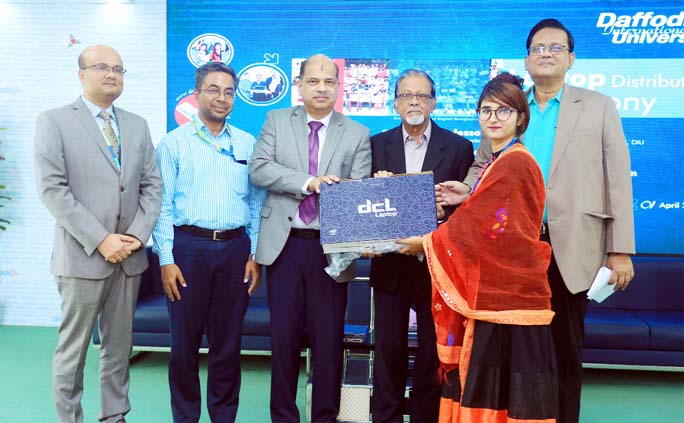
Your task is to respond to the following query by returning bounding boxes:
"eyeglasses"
[528,44,569,56]
[200,87,235,98]
[81,63,126,75]
[396,93,433,103]
[476,107,517,121]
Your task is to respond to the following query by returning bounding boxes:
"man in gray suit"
[249,54,371,423]
[35,45,162,423]
[436,19,635,423]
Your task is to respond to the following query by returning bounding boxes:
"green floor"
[0,325,682,422]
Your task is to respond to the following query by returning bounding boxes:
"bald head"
[298,54,339,80]
[297,54,339,119]
[78,45,122,69]
[78,45,124,108]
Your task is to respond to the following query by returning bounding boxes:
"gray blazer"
[35,97,162,279]
[465,85,635,293]
[249,106,371,279]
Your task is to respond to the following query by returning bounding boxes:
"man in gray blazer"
[437,20,635,423]
[35,45,162,423]
[249,54,371,423]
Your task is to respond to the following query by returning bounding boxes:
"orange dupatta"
[424,144,553,391]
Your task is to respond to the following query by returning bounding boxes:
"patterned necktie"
[299,120,324,224]
[99,110,120,162]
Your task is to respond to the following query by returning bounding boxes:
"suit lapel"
[291,107,309,171]
[387,126,407,174]
[550,85,581,180]
[421,121,446,172]
[71,98,120,173]
[319,112,344,175]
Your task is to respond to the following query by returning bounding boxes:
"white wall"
[0,0,167,326]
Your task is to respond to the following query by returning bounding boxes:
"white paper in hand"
[587,266,615,303]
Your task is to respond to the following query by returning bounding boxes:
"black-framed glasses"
[81,63,126,75]
[528,44,569,56]
[200,87,235,98]
[476,107,517,121]
[396,93,433,103]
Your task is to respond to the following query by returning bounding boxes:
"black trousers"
[542,233,589,423]
[371,279,440,423]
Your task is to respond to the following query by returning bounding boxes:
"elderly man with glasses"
[369,69,473,423]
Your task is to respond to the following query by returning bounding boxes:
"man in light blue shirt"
[152,63,265,423]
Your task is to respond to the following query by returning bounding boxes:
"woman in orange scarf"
[398,73,558,422]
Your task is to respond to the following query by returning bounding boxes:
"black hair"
[195,62,238,90]
[526,18,575,53]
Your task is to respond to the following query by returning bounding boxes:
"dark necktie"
[299,120,323,224]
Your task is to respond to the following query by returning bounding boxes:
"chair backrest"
[140,248,373,325]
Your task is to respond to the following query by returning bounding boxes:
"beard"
[405,112,425,126]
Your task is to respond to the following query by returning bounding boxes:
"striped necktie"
[99,110,120,161]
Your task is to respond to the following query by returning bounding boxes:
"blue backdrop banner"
[167,0,684,254]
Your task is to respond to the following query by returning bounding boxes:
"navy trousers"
[168,228,250,423]
[267,235,348,423]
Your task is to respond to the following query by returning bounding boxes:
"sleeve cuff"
[301,177,314,195]
[157,250,175,266]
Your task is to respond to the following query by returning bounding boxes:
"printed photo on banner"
[342,59,390,116]
[237,63,289,106]
[173,90,199,126]
[187,33,234,67]
[290,58,491,119]
[404,59,490,118]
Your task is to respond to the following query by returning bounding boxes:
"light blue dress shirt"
[524,86,563,222]
[81,95,120,139]
[152,114,266,266]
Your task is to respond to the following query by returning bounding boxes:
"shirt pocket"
[226,160,250,197]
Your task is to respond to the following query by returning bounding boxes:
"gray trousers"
[53,266,140,423]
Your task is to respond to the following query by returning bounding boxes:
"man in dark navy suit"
[370,69,474,423]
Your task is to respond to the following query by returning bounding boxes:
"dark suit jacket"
[369,120,474,292]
